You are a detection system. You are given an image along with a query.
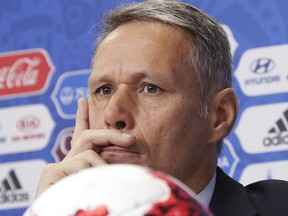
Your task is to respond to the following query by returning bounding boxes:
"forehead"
[96,21,194,59]
[90,21,196,85]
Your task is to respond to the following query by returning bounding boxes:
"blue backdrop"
[1,0,288,215]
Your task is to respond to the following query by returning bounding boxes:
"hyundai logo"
[250,57,275,74]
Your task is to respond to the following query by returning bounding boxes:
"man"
[36,1,288,215]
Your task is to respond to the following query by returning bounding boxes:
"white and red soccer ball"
[24,164,212,216]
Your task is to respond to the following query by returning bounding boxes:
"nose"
[104,89,135,130]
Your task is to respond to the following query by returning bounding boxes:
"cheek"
[141,98,206,152]
[140,103,191,147]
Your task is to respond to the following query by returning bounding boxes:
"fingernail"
[121,132,133,138]
[78,98,85,104]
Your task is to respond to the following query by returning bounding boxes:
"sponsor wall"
[0,0,287,215]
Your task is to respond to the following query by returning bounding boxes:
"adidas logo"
[0,170,22,192]
[263,109,288,146]
[0,169,29,204]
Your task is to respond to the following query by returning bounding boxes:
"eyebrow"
[88,69,164,84]
[88,71,146,86]
[88,69,174,90]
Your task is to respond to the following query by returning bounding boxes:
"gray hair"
[93,0,233,152]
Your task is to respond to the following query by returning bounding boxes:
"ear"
[207,88,239,144]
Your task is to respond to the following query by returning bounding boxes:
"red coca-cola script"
[0,49,54,97]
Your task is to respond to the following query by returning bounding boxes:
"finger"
[72,98,89,142]
[36,150,107,198]
[63,148,106,164]
[35,160,94,198]
[66,129,135,158]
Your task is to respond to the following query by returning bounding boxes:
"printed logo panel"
[235,102,288,154]
[239,160,288,186]
[234,44,288,96]
[0,104,55,154]
[51,70,90,119]
[52,127,73,162]
[0,49,54,98]
[0,160,47,210]
[217,139,239,177]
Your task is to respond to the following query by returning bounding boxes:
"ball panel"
[24,164,212,216]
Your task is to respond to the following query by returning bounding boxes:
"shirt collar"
[196,172,217,206]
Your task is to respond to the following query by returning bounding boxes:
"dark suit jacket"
[209,167,288,216]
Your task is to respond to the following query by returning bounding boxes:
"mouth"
[98,145,138,154]
[97,145,139,163]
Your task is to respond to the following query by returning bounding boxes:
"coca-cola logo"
[17,115,40,132]
[0,49,54,98]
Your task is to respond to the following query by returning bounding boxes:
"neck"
[185,147,218,194]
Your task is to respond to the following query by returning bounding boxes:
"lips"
[97,145,138,155]
[98,145,125,153]
[97,144,140,164]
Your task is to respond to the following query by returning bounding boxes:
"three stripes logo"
[263,109,288,146]
[0,169,29,204]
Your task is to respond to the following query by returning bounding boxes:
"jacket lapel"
[209,167,257,216]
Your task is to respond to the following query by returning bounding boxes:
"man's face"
[88,21,212,184]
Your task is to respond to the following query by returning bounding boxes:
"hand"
[35,98,135,198]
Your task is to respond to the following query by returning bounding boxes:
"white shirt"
[196,172,216,206]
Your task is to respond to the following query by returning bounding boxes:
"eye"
[143,83,162,94]
[96,85,114,96]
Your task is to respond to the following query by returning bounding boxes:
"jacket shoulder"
[209,168,257,216]
[245,179,288,215]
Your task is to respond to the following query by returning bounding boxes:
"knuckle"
[44,163,57,171]
[85,149,96,155]
[82,129,90,136]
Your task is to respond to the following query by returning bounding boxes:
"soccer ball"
[24,164,212,216]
